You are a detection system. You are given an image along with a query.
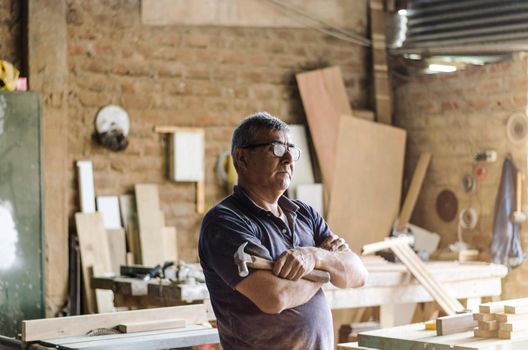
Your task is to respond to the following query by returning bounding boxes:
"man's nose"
[281,149,293,162]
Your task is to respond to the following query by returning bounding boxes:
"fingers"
[273,249,314,280]
[321,235,351,252]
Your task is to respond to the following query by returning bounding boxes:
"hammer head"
[233,242,252,277]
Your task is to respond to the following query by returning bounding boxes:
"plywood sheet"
[288,125,315,196]
[74,213,112,313]
[327,117,406,253]
[107,228,126,275]
[135,184,164,266]
[162,226,178,262]
[296,66,353,193]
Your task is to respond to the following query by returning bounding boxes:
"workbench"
[93,261,507,327]
[324,261,507,327]
[338,322,528,350]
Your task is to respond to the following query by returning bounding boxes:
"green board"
[0,91,44,337]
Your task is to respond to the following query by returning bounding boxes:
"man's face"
[241,129,296,193]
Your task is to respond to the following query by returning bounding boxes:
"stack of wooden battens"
[474,298,528,339]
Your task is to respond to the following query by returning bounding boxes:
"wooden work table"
[338,322,528,350]
[325,259,508,327]
[93,260,507,327]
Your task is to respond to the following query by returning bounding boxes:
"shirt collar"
[233,185,299,215]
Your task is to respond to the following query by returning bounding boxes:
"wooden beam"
[28,0,69,317]
[474,313,496,321]
[396,153,431,232]
[22,304,208,341]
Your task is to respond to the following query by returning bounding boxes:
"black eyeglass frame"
[240,141,302,161]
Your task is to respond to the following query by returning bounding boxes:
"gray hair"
[231,112,289,167]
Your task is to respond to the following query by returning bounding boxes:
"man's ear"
[235,148,248,170]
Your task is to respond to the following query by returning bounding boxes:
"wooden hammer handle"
[249,256,331,284]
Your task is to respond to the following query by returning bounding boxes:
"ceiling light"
[427,64,457,73]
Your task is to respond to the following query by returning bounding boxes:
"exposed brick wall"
[394,54,528,299]
[66,0,371,261]
[0,0,22,69]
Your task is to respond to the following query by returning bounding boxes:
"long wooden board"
[75,213,113,314]
[296,66,353,193]
[22,304,208,342]
[396,153,431,232]
[328,117,406,253]
[117,318,186,333]
[135,184,164,266]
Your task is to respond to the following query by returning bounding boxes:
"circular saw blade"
[95,105,130,136]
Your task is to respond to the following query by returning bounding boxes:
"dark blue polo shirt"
[199,186,334,350]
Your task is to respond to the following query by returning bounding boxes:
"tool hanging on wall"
[0,60,19,91]
[450,207,478,252]
[216,150,238,194]
[511,170,527,224]
[94,105,130,151]
[506,112,528,144]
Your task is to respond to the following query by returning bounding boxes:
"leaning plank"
[135,184,164,266]
[75,213,113,314]
[296,66,353,193]
[22,304,208,342]
[117,318,186,333]
[396,153,431,232]
[328,117,406,253]
[436,313,476,336]
[392,243,464,315]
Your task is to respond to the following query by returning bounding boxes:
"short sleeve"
[199,208,273,289]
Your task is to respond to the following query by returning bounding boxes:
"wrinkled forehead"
[253,128,292,144]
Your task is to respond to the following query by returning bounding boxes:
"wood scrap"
[474,298,528,340]
[474,328,499,338]
[436,313,476,336]
[479,320,498,331]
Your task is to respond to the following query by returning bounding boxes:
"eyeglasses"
[241,141,302,161]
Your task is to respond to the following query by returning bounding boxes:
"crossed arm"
[235,234,368,314]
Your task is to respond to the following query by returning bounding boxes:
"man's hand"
[320,233,350,252]
[273,248,315,281]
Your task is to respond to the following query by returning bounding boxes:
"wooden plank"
[196,180,205,214]
[328,117,406,253]
[97,196,122,229]
[135,184,164,266]
[480,298,528,313]
[296,67,353,193]
[436,313,476,336]
[478,320,498,331]
[22,304,208,342]
[161,227,178,262]
[370,0,392,124]
[392,243,465,315]
[498,329,528,340]
[77,160,96,213]
[396,153,431,231]
[75,213,113,314]
[288,124,316,197]
[107,228,126,275]
[117,318,186,333]
[29,0,69,317]
[473,313,495,322]
[505,299,528,314]
[337,342,377,349]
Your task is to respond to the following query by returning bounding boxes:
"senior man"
[199,112,368,350]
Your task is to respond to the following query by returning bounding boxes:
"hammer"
[233,242,331,283]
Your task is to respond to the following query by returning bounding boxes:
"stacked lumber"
[474,298,528,339]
